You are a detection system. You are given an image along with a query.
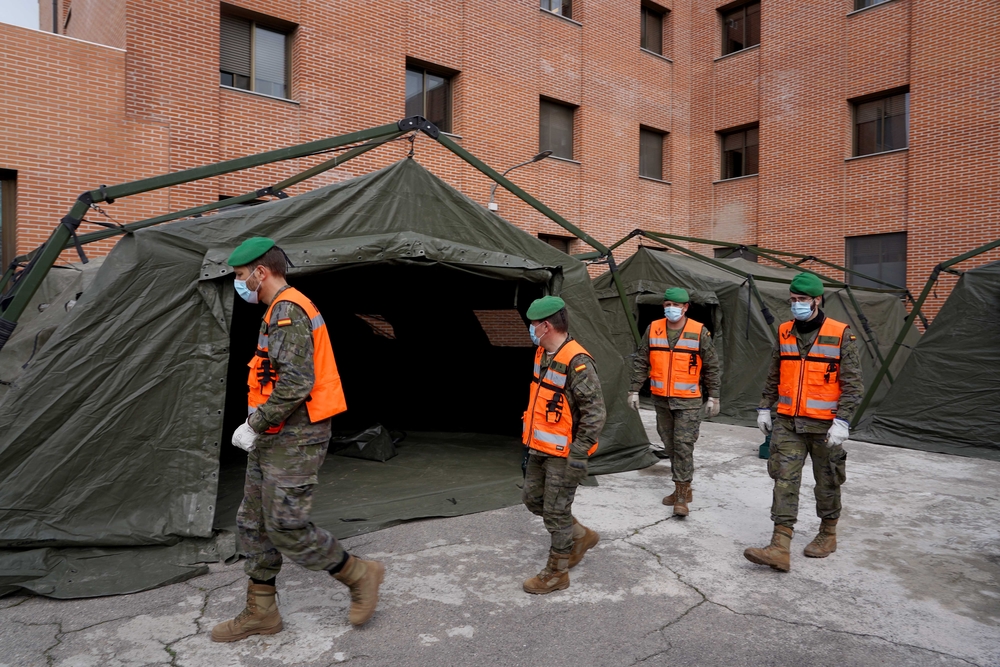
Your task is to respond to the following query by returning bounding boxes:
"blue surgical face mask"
[664,306,683,323]
[234,269,261,304]
[529,324,541,346]
[791,301,814,321]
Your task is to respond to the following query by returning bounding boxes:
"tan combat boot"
[333,554,385,626]
[803,518,838,558]
[523,550,570,594]
[672,482,692,517]
[569,518,600,568]
[661,483,693,506]
[211,581,282,642]
[743,525,793,572]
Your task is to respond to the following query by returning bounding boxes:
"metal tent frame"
[0,117,640,352]
[580,228,1000,426]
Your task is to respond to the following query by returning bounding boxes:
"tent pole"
[606,251,642,345]
[852,237,1000,426]
[0,124,404,352]
[432,132,644,346]
[70,133,406,248]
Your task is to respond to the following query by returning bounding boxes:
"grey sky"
[1,0,40,30]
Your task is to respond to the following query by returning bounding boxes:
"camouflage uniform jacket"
[530,336,607,461]
[247,285,332,446]
[630,321,722,410]
[760,312,863,434]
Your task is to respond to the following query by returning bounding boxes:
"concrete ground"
[1,414,998,667]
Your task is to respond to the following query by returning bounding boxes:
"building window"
[846,233,907,288]
[539,234,574,254]
[0,170,15,271]
[720,126,758,179]
[405,65,453,133]
[220,14,290,99]
[539,99,575,160]
[714,246,758,262]
[541,0,572,19]
[854,91,909,157]
[640,128,665,180]
[855,0,891,9]
[721,2,760,56]
[641,3,666,55]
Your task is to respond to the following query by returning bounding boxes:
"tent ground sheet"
[213,431,530,540]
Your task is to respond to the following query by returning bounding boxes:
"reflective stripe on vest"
[647,317,704,398]
[775,317,848,421]
[247,287,348,433]
[522,339,599,458]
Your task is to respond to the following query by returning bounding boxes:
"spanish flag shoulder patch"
[574,364,587,372]
[277,318,293,327]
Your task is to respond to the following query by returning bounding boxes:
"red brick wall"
[6,0,999,320]
[0,22,168,262]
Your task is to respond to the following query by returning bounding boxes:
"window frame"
[639,127,666,180]
[719,125,759,180]
[852,90,909,157]
[0,169,15,271]
[219,9,294,100]
[641,2,666,56]
[540,0,573,20]
[845,232,907,288]
[854,0,892,10]
[538,233,575,254]
[539,98,577,161]
[405,62,455,134]
[720,1,760,56]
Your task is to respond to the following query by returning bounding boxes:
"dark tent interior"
[214,261,548,536]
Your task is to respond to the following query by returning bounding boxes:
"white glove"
[627,392,640,411]
[232,420,258,452]
[704,397,721,418]
[757,409,772,435]
[827,418,850,447]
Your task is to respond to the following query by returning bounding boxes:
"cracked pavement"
[1,417,997,666]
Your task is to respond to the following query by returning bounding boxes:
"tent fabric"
[855,261,1000,460]
[592,246,919,426]
[0,158,653,598]
[0,259,104,404]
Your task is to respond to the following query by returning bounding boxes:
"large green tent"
[855,260,1000,460]
[0,158,653,598]
[592,246,920,425]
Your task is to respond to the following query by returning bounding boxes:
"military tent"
[0,158,653,598]
[855,260,1000,460]
[592,245,920,426]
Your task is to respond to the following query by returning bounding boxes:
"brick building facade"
[2,0,997,315]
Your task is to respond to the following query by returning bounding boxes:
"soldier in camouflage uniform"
[521,296,606,594]
[212,238,384,643]
[629,287,721,517]
[745,272,863,572]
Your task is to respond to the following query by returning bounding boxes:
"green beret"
[789,272,825,297]
[227,237,275,267]
[526,296,566,321]
[663,287,690,303]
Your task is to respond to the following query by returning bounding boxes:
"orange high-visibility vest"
[247,287,347,434]
[522,339,599,458]
[776,317,848,421]
[648,318,704,398]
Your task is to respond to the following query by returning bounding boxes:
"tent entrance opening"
[215,261,545,538]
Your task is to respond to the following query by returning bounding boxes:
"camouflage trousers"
[654,405,702,483]
[522,453,587,554]
[768,418,847,529]
[238,440,346,581]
